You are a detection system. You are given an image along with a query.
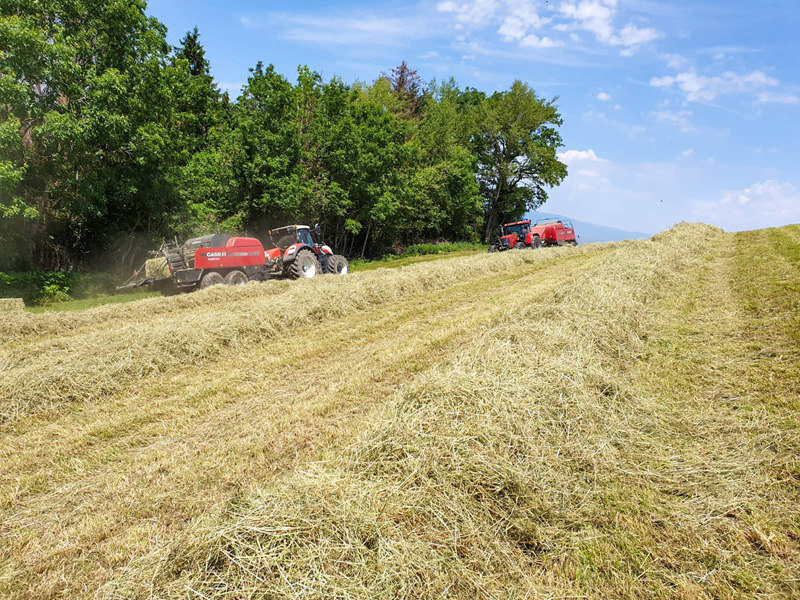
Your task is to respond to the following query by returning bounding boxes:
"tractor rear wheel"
[531,235,543,250]
[199,271,225,289]
[327,254,349,275]
[288,249,320,279]
[224,270,248,285]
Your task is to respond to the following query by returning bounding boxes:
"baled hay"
[0,242,592,422]
[0,298,24,313]
[107,222,777,599]
[145,257,170,278]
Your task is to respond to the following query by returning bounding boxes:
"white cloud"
[660,53,689,70]
[610,23,661,47]
[419,50,440,59]
[245,12,437,45]
[558,148,608,164]
[596,91,611,101]
[557,1,661,53]
[440,0,660,53]
[498,0,551,41]
[680,149,695,158]
[653,110,695,132]
[756,91,799,105]
[650,69,779,102]
[520,34,562,48]
[437,0,499,26]
[695,181,800,231]
[558,0,616,42]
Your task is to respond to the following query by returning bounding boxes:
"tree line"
[0,0,568,271]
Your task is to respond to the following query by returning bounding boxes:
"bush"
[401,242,485,257]
[0,271,117,305]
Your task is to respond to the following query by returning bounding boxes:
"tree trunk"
[484,208,498,243]
[360,221,372,258]
[483,178,503,242]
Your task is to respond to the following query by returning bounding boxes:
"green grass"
[351,248,485,272]
[26,290,159,313]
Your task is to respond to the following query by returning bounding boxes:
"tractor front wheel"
[288,249,320,279]
[327,255,349,275]
[514,241,527,250]
[199,271,225,289]
[531,236,543,250]
[224,270,248,285]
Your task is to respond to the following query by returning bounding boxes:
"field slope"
[1,223,798,599]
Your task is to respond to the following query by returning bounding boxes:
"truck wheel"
[531,236,543,250]
[224,270,248,285]
[288,249,320,279]
[568,240,578,246]
[514,241,527,250]
[327,255,349,275]
[200,271,225,289]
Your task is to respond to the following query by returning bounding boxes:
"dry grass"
[0,243,601,423]
[2,222,798,599]
[0,298,24,313]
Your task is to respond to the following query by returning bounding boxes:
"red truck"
[488,218,578,252]
[117,224,348,295]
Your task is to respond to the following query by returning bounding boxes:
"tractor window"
[275,233,296,250]
[298,229,314,246]
[503,223,528,237]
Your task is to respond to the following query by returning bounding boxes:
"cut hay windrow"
[105,221,792,600]
[0,243,605,423]
[0,298,24,313]
[0,279,296,345]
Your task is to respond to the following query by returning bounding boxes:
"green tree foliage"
[0,1,567,270]
[471,81,568,241]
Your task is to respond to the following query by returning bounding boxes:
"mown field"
[0,223,798,599]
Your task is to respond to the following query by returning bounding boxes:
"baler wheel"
[200,271,225,289]
[288,249,320,279]
[224,270,248,285]
[531,236,543,250]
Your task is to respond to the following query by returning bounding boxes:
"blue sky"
[147,0,800,234]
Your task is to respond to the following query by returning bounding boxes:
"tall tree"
[381,60,425,120]
[471,81,568,241]
[0,0,183,268]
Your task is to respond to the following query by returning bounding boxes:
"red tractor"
[117,224,348,295]
[265,224,349,278]
[488,218,577,252]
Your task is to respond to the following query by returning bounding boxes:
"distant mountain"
[526,211,651,244]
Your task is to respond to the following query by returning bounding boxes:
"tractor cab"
[268,225,316,250]
[499,220,531,249]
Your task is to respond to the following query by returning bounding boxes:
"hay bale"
[0,298,25,313]
[145,257,169,278]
